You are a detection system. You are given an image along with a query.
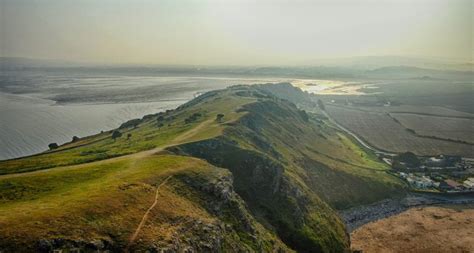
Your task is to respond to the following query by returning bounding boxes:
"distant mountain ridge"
[2,56,471,79]
[0,57,87,69]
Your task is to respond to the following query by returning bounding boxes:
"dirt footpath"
[350,205,474,253]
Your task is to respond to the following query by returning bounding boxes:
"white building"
[406,175,434,189]
[463,178,474,190]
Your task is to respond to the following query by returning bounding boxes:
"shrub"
[48,143,59,150]
[72,136,80,142]
[119,118,141,129]
[395,151,420,167]
[298,110,309,122]
[317,99,325,110]
[406,128,416,134]
[216,113,225,122]
[184,112,203,124]
[112,130,122,140]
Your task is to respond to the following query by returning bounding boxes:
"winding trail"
[0,119,215,180]
[0,118,216,250]
[126,175,173,251]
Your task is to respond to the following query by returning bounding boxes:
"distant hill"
[366,65,473,80]
[0,57,87,69]
[2,56,471,81]
[318,55,473,72]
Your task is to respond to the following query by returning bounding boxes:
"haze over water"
[0,69,326,160]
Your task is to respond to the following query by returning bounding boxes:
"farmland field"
[325,105,474,157]
[391,113,474,144]
[349,105,474,118]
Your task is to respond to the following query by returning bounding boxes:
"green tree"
[112,130,122,140]
[396,151,420,167]
[317,99,325,111]
[48,143,59,150]
[216,113,225,122]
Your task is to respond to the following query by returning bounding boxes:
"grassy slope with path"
[0,84,404,252]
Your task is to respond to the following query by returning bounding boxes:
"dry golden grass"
[351,205,474,253]
[0,154,219,250]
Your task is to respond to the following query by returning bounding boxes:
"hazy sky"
[1,0,472,65]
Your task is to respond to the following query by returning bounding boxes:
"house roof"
[444,179,461,188]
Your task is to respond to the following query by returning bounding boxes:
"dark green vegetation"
[394,152,421,167]
[0,84,404,252]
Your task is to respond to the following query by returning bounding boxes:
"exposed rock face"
[35,172,289,253]
[152,174,257,253]
[171,138,348,253]
[168,95,350,252]
[177,172,257,236]
[146,219,228,253]
[36,238,115,253]
[125,170,291,253]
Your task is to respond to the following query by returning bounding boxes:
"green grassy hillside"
[0,84,404,252]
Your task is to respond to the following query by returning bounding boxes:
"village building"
[439,179,462,191]
[463,178,474,190]
[406,174,434,189]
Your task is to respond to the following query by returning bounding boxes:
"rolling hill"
[0,83,404,252]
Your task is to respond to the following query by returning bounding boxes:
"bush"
[72,136,80,142]
[184,112,202,124]
[119,118,141,129]
[216,113,225,122]
[48,143,59,150]
[317,99,325,110]
[406,128,416,134]
[112,130,122,140]
[395,151,420,167]
[298,110,309,122]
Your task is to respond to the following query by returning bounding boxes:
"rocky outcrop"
[169,135,348,253]
[128,170,291,253]
[36,238,115,253]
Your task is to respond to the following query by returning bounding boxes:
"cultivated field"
[326,105,474,157]
[351,205,474,253]
[351,105,474,118]
[391,113,474,144]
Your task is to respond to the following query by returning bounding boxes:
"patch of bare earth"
[350,205,474,253]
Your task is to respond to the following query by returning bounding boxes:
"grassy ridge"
[0,154,290,252]
[0,84,404,252]
[0,91,253,175]
[0,155,205,250]
[171,85,404,252]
